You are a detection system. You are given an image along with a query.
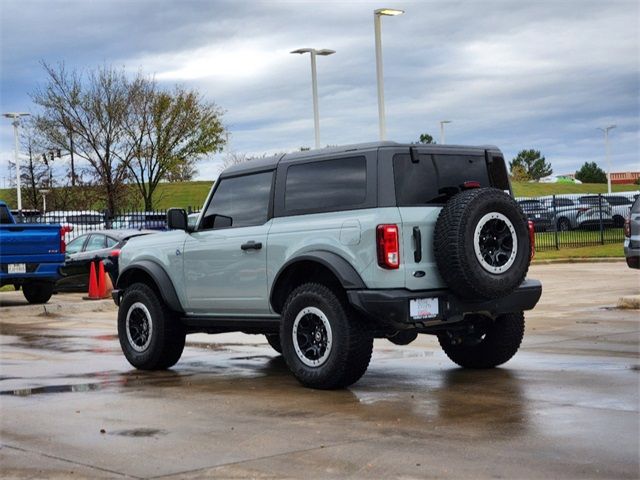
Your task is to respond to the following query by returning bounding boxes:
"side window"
[0,206,12,224]
[65,235,87,254]
[201,171,273,230]
[105,236,118,248]
[84,234,106,251]
[284,156,367,214]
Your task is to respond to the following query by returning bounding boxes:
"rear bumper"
[347,279,542,328]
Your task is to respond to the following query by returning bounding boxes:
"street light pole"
[291,48,335,149]
[597,125,617,194]
[3,112,30,212]
[374,8,404,141]
[439,120,452,144]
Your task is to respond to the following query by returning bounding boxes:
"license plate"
[8,263,26,274]
[409,297,439,319]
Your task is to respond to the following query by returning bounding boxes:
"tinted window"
[106,236,118,248]
[66,235,87,254]
[604,196,631,206]
[85,234,106,251]
[0,206,12,224]
[554,198,574,207]
[394,154,490,206]
[632,196,640,214]
[201,171,273,229]
[284,157,367,214]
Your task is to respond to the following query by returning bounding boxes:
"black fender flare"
[270,250,366,308]
[117,260,184,313]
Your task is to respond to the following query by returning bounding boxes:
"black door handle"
[241,241,262,251]
[412,226,422,262]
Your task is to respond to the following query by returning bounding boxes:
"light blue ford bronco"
[113,142,542,389]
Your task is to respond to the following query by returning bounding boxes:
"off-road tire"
[265,334,282,354]
[118,282,185,370]
[280,283,373,389]
[438,312,525,369]
[22,281,54,304]
[434,188,530,300]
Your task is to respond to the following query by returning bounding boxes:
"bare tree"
[122,81,225,210]
[32,62,132,212]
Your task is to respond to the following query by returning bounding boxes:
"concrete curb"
[617,295,640,310]
[0,292,115,318]
[533,257,625,265]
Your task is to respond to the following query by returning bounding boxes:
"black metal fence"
[11,191,638,250]
[516,192,636,250]
[12,207,202,243]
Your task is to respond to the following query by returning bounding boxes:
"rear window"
[67,214,103,225]
[604,196,631,206]
[285,156,367,214]
[0,205,12,224]
[393,154,491,206]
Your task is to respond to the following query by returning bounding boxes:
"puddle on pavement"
[1,382,103,396]
[108,428,167,437]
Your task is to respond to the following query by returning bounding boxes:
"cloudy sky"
[0,0,638,184]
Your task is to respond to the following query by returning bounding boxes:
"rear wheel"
[265,334,282,354]
[557,218,571,231]
[438,312,525,369]
[280,283,373,389]
[22,281,54,304]
[117,282,185,370]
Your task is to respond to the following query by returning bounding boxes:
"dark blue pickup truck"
[0,201,66,304]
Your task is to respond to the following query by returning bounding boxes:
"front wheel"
[438,312,525,369]
[23,281,54,304]
[117,282,185,370]
[280,283,373,389]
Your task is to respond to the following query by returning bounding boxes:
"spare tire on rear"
[433,187,530,300]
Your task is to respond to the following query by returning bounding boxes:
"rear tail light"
[109,249,121,258]
[624,217,631,238]
[527,220,535,260]
[377,224,400,269]
[59,227,67,254]
[462,181,481,189]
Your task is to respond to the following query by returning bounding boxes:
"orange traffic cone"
[104,267,114,297]
[85,261,100,300]
[97,261,108,299]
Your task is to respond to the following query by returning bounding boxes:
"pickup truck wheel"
[265,334,282,354]
[280,283,373,389]
[438,312,525,369]
[434,188,530,300]
[22,282,54,304]
[557,218,571,231]
[118,282,185,370]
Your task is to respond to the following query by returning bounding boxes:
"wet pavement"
[1,262,639,479]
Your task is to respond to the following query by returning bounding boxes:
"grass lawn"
[535,228,625,250]
[511,181,638,197]
[534,242,624,261]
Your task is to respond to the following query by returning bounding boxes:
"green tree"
[510,164,531,182]
[575,162,607,184]
[418,133,436,144]
[509,149,552,181]
[122,81,226,210]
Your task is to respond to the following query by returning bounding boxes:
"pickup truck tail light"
[377,224,400,269]
[624,217,631,238]
[59,227,67,254]
[528,220,535,260]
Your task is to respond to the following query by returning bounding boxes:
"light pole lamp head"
[375,8,405,16]
[440,120,452,125]
[291,48,335,56]
[3,112,30,119]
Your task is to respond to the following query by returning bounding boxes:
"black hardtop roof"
[220,141,500,177]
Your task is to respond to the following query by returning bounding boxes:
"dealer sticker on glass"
[409,297,439,319]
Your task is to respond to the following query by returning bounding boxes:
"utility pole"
[439,120,452,144]
[3,112,30,211]
[597,125,617,194]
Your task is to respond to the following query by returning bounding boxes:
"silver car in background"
[624,196,640,269]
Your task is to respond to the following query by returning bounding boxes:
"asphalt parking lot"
[1,262,638,479]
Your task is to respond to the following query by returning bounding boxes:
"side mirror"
[167,208,188,231]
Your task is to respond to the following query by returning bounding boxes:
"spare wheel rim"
[473,212,518,274]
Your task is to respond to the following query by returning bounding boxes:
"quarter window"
[201,171,273,229]
[284,156,367,214]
